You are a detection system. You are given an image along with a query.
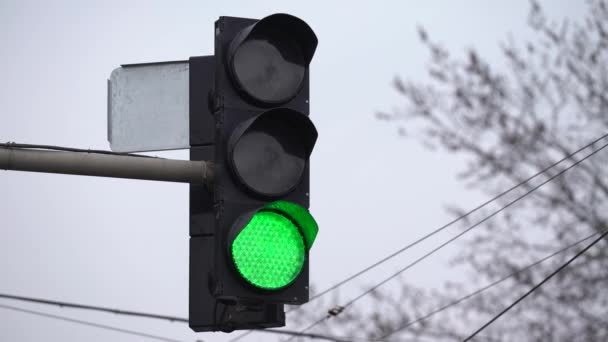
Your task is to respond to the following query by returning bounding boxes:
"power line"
[344,139,608,309]
[0,142,161,158]
[298,131,608,304]
[462,228,608,341]
[0,294,362,341]
[229,330,254,342]
[0,293,188,322]
[379,231,599,340]
[0,303,190,342]
[254,327,377,342]
[282,317,330,342]
[292,138,608,338]
[287,231,597,342]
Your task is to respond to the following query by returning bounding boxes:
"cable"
[255,327,377,342]
[282,317,330,342]
[0,293,188,322]
[0,142,161,158]
[0,303,190,342]
[345,139,608,308]
[294,138,608,338]
[343,139,608,308]
[230,131,608,342]
[288,233,598,342]
[300,131,608,304]
[0,294,362,341]
[462,228,608,341]
[228,330,254,342]
[379,231,599,340]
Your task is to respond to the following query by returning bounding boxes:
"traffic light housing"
[189,14,318,332]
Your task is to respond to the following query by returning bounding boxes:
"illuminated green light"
[231,211,306,290]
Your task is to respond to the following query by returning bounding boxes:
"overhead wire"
[0,294,364,341]
[462,228,608,341]
[344,139,608,309]
[254,327,378,342]
[0,142,162,158]
[379,231,600,340]
[288,137,608,339]
[301,132,608,304]
[282,317,331,342]
[0,293,188,322]
[0,303,190,342]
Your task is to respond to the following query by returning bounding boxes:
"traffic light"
[189,13,318,332]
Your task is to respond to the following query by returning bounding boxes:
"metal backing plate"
[108,62,189,152]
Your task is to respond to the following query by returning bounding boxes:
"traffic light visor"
[229,108,317,197]
[228,13,318,104]
[229,201,318,290]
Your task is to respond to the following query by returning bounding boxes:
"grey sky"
[0,1,586,341]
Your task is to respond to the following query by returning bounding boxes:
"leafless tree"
[297,1,608,341]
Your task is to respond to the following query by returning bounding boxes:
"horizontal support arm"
[0,147,212,185]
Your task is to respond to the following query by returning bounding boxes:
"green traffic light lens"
[231,211,306,290]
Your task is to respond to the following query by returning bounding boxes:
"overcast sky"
[0,1,586,341]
